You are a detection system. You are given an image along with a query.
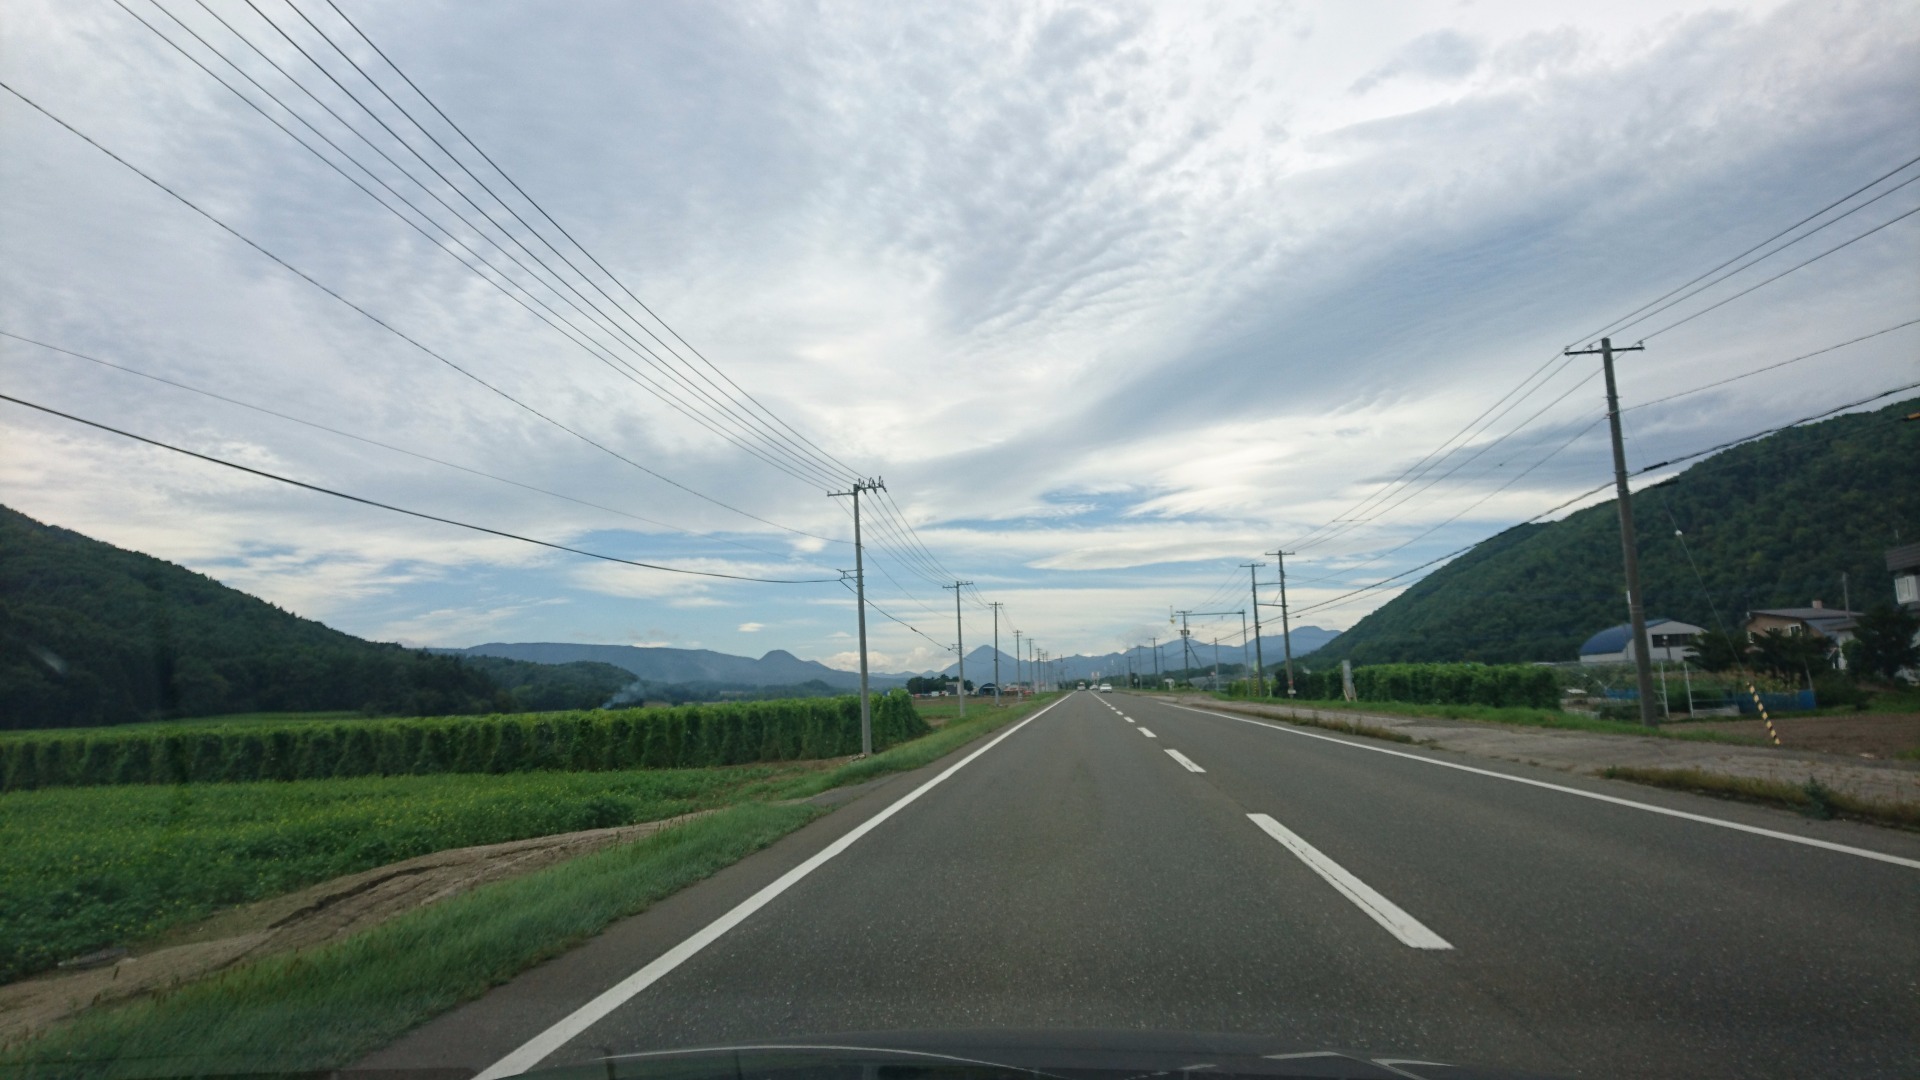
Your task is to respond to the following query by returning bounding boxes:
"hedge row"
[1286,663,1558,709]
[0,692,926,792]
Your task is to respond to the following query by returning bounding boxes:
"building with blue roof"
[1577,618,1705,664]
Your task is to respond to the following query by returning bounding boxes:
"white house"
[1578,618,1705,664]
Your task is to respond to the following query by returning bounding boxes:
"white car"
[1098,683,1113,693]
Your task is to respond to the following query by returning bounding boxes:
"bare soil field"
[1680,713,1920,758]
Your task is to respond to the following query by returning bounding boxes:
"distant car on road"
[1077,682,1088,690]
[1099,683,1113,693]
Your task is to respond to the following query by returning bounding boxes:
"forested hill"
[1311,397,1920,665]
[0,506,632,729]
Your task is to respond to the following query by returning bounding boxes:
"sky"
[2,0,1916,673]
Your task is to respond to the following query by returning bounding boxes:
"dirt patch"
[1679,713,1920,758]
[0,811,711,1043]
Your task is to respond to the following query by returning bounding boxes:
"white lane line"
[1171,703,1920,871]
[1125,717,1135,724]
[474,697,1069,1080]
[1247,813,1453,950]
[1138,727,1157,738]
[1165,748,1206,773]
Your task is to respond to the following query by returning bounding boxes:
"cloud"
[1350,31,1484,94]
[737,621,765,632]
[2,0,1914,664]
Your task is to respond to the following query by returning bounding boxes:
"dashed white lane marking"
[1138,727,1156,738]
[1165,748,1206,773]
[1167,703,1920,872]
[1247,813,1453,950]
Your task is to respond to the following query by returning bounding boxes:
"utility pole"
[1239,610,1250,694]
[1013,629,1022,695]
[1244,563,1267,697]
[1268,549,1297,697]
[1175,611,1195,682]
[1152,637,1162,685]
[828,477,886,754]
[944,581,972,718]
[989,602,1004,705]
[1567,336,1657,727]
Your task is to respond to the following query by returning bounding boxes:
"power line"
[1290,381,1920,617]
[0,78,847,545]
[0,392,842,584]
[143,0,849,491]
[311,0,866,486]
[0,329,806,563]
[1640,202,1920,340]
[1625,317,1920,411]
[1581,153,1920,342]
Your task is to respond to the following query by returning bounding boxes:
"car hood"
[520,1029,1565,1080]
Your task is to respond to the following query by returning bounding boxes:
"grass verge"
[0,693,1061,1076]
[0,763,831,983]
[1600,765,1920,830]
[0,801,819,1077]
[1217,695,1770,746]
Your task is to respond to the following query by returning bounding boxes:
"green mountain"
[1311,397,1920,665]
[0,506,634,729]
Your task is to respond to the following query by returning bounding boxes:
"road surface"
[364,691,1920,1078]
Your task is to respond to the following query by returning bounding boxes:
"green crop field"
[0,761,830,983]
[0,692,926,792]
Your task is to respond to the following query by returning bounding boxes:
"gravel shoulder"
[1191,697,1920,810]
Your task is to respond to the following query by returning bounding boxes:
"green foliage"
[1,801,821,1077]
[0,691,928,793]
[449,656,637,711]
[1312,398,1920,664]
[0,766,814,984]
[1286,662,1558,708]
[1748,628,1833,680]
[0,507,650,729]
[1848,604,1920,682]
[1689,627,1747,672]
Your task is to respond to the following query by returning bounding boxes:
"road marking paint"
[1247,813,1453,950]
[1165,748,1206,772]
[1125,717,1135,723]
[1138,727,1156,738]
[473,697,1070,1079]
[1170,703,1920,871]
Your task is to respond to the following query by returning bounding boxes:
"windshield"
[3,3,1918,1080]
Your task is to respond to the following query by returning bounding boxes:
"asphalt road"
[365,691,1920,1079]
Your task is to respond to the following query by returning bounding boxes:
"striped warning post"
[1747,682,1782,746]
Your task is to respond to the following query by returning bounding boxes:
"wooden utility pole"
[1567,337,1658,727]
[1244,563,1268,697]
[828,477,885,754]
[1268,550,1297,697]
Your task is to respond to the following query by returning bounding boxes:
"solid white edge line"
[1247,813,1453,950]
[473,696,1069,1080]
[1169,703,1920,871]
[1138,727,1156,738]
[1164,748,1206,773]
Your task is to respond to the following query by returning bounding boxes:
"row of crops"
[1279,662,1559,709]
[0,691,927,792]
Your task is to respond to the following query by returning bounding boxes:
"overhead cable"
[0,79,846,545]
[0,392,842,584]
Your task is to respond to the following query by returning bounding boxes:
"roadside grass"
[1217,695,1772,746]
[1600,765,1920,830]
[0,692,1061,1075]
[0,801,820,1078]
[0,763,833,983]
[906,694,1037,728]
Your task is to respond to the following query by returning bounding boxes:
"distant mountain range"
[926,629,1340,683]
[449,628,1340,692]
[443,642,906,690]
